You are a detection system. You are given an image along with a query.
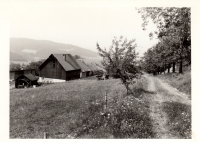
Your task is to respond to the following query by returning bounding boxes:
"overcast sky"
[9,0,159,56]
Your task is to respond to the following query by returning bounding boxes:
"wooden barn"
[10,69,36,81]
[15,73,39,88]
[39,54,81,81]
[76,60,91,78]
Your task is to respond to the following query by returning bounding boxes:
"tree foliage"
[97,36,140,94]
[24,60,45,70]
[73,55,81,60]
[10,63,22,71]
[138,7,191,74]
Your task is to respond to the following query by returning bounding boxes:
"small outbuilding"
[15,73,39,88]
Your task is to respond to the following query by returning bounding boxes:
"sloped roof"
[39,54,81,71]
[96,66,106,72]
[53,54,81,71]
[21,73,37,81]
[76,60,91,72]
[87,64,99,71]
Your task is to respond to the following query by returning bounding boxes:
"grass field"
[157,67,191,99]
[154,79,191,138]
[10,77,155,138]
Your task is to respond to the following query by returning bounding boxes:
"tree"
[73,55,81,60]
[24,60,45,70]
[23,59,45,75]
[10,63,21,71]
[97,36,140,94]
[138,7,191,73]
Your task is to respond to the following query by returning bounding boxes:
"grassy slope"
[156,67,191,138]
[154,80,191,139]
[157,67,191,99]
[10,77,154,138]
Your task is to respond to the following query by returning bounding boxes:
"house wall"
[80,72,87,78]
[39,58,66,80]
[86,71,90,77]
[66,70,81,80]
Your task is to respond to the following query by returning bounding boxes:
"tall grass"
[162,102,191,139]
[158,68,191,99]
[10,77,154,138]
[154,78,191,139]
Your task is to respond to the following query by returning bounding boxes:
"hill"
[10,38,101,63]
[10,51,27,61]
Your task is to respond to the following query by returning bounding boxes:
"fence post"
[104,92,107,111]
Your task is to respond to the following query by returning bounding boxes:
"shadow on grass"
[125,87,156,98]
[162,101,191,139]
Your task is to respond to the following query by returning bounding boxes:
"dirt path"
[144,74,191,138]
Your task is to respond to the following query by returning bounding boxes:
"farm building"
[15,73,39,88]
[39,54,81,81]
[10,69,36,81]
[87,64,103,76]
[76,60,91,78]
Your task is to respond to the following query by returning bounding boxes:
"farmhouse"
[76,60,91,78]
[15,73,39,88]
[39,54,81,81]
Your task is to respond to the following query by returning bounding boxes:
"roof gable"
[39,54,81,72]
[53,54,81,71]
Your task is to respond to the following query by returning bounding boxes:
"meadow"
[10,77,155,138]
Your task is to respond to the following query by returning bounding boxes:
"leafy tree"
[24,60,45,69]
[97,36,140,94]
[23,59,45,75]
[138,7,191,73]
[10,63,21,71]
[73,55,81,59]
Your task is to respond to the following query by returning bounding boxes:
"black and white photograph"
[2,0,198,139]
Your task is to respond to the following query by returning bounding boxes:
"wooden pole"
[44,132,47,139]
[104,92,107,110]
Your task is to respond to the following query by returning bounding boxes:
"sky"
[9,0,159,56]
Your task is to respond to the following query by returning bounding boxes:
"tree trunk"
[173,62,176,73]
[117,69,134,95]
[179,59,183,74]
[168,64,171,73]
[164,66,165,74]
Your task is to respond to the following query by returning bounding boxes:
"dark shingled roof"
[87,64,99,71]
[53,54,81,71]
[39,54,81,71]
[76,60,91,72]
[19,73,38,81]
